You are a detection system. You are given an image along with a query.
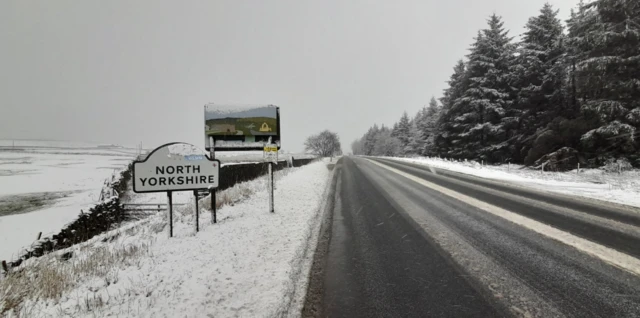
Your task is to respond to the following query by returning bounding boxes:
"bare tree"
[305,130,342,157]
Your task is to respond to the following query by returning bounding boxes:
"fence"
[122,203,188,219]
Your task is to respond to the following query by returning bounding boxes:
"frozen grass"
[0,172,277,316]
[1,241,153,317]
[1,160,329,318]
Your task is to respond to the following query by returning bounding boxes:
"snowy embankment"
[2,159,331,318]
[390,156,640,208]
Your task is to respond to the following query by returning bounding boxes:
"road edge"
[300,159,341,318]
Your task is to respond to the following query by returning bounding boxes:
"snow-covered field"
[1,159,331,317]
[0,139,315,263]
[0,141,140,262]
[392,156,640,208]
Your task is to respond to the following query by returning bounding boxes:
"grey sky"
[1,0,579,153]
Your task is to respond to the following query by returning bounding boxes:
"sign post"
[133,142,220,237]
[264,143,277,213]
[269,161,274,213]
[209,136,217,224]
[167,191,173,238]
[205,104,283,215]
[193,190,199,232]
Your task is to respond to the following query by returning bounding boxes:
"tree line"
[352,0,640,170]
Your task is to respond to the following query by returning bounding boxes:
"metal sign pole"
[269,161,274,213]
[193,190,199,232]
[167,191,173,238]
[209,136,217,224]
[264,137,275,213]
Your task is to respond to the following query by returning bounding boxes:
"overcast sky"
[0,0,580,153]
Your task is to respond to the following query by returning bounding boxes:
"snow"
[0,139,315,263]
[0,144,138,262]
[389,156,640,208]
[213,151,316,164]
[166,143,206,156]
[204,103,275,115]
[9,159,331,317]
[0,139,131,149]
[213,140,281,148]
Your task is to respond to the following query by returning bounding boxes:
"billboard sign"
[133,142,220,193]
[205,104,281,151]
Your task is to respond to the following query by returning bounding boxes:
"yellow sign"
[264,145,278,152]
[259,122,272,132]
[264,144,278,163]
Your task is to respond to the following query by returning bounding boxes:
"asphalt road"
[304,156,640,318]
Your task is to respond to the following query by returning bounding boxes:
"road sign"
[133,142,220,193]
[205,104,281,151]
[264,144,278,163]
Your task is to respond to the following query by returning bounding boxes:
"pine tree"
[569,0,640,165]
[510,3,569,164]
[395,111,411,153]
[390,122,399,138]
[363,124,380,155]
[435,60,468,158]
[447,15,515,162]
[421,97,442,155]
[411,106,428,156]
[404,118,421,156]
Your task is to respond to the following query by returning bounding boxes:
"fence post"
[1,260,7,274]
[37,232,42,240]
[619,162,622,174]
[577,163,580,174]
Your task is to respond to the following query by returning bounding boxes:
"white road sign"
[264,144,278,163]
[133,143,220,193]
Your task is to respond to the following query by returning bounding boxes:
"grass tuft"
[0,242,151,316]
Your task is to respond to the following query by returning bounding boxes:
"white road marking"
[367,158,640,277]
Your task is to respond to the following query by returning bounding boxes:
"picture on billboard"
[205,104,281,151]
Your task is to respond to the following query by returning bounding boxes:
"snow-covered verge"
[1,159,331,318]
[389,156,640,208]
